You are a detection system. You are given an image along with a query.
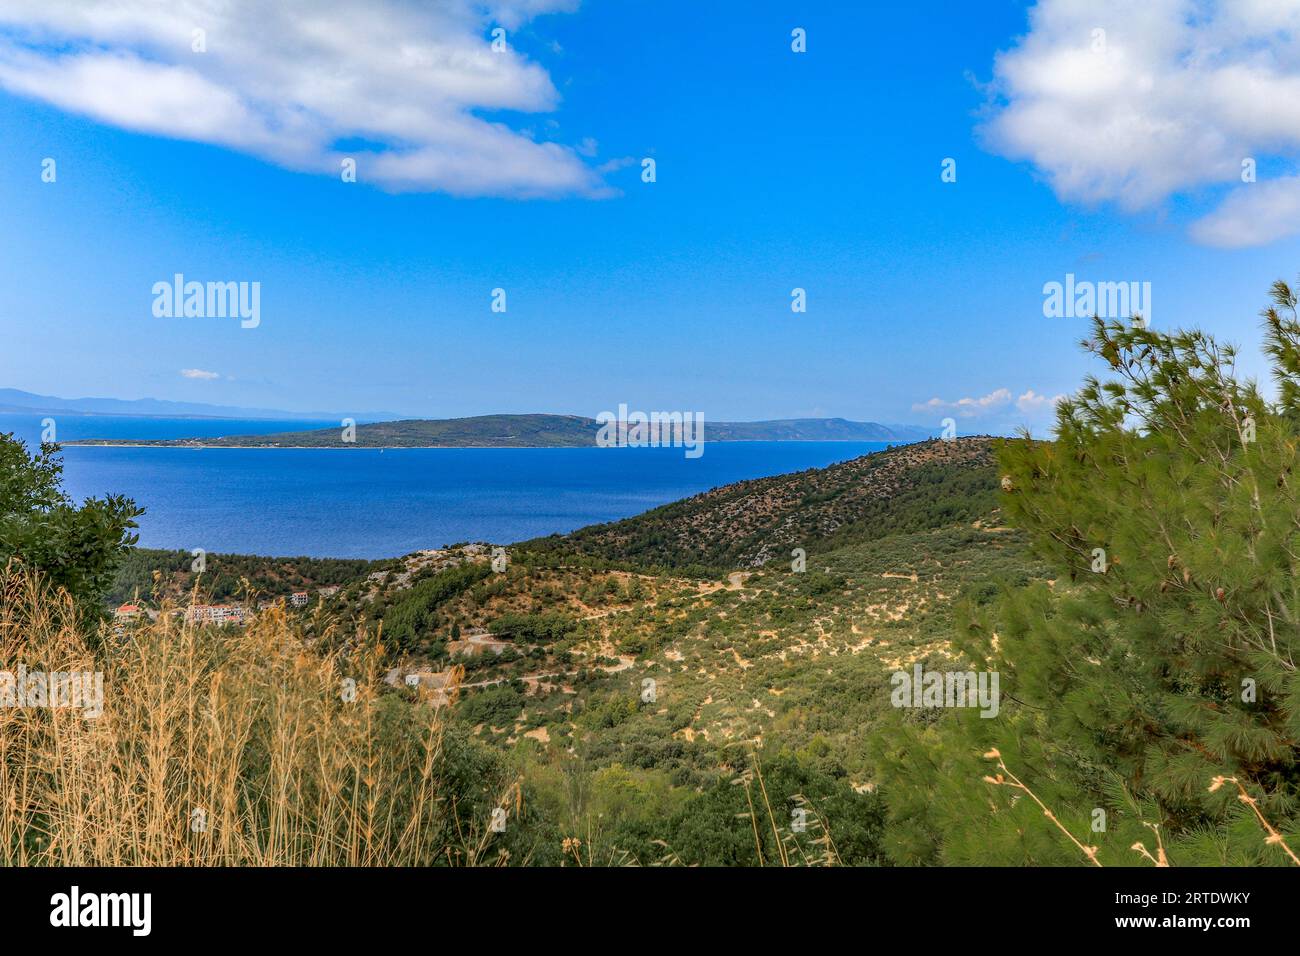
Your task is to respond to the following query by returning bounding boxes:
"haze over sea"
[1,415,893,559]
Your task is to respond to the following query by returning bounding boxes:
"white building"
[186,604,251,625]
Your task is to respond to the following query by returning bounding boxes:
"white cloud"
[489,0,580,31]
[0,0,605,198]
[1015,389,1065,414]
[983,0,1300,245]
[180,368,220,380]
[1189,175,1300,247]
[913,388,1013,418]
[912,387,1067,422]
[596,155,635,174]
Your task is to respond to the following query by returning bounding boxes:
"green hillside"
[320,444,1038,865]
[96,435,1023,865]
[519,436,1000,570]
[107,548,387,606]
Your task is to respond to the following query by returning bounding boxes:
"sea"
[0,414,895,559]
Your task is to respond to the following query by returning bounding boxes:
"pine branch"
[1210,775,1300,866]
[981,748,1102,867]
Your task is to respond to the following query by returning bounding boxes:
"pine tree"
[874,284,1300,866]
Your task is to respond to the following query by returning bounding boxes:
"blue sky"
[2,0,1300,434]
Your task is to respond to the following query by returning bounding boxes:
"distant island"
[65,413,934,448]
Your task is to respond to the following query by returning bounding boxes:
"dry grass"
[0,566,509,866]
[730,752,842,867]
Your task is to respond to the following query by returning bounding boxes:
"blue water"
[0,415,895,558]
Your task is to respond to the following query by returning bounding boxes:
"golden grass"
[0,566,509,866]
[730,751,842,867]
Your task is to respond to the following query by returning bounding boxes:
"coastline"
[63,438,910,450]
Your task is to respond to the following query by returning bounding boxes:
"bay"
[0,414,895,559]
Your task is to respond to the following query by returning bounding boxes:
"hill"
[519,437,1000,570]
[93,430,1028,866]
[66,414,934,447]
[290,437,1036,865]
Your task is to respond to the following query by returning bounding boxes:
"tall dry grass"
[0,565,509,866]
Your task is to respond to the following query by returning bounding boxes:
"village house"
[111,603,143,639]
[186,604,251,626]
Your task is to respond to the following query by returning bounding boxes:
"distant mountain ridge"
[66,413,935,447]
[0,388,393,421]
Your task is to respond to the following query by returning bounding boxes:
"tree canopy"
[0,434,142,608]
[874,283,1300,867]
